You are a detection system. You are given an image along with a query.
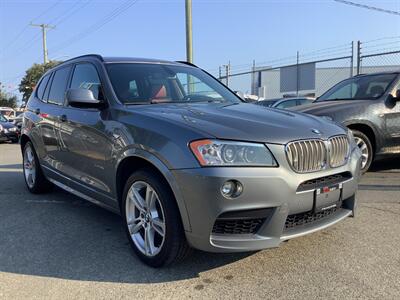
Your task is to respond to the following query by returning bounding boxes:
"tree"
[0,85,17,108]
[19,60,60,100]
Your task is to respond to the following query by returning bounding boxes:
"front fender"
[116,147,192,232]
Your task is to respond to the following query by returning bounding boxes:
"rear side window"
[70,63,103,100]
[36,74,50,101]
[48,66,71,105]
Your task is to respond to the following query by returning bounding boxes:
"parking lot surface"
[0,143,399,299]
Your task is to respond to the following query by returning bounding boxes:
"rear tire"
[352,130,373,174]
[23,142,53,194]
[122,169,190,267]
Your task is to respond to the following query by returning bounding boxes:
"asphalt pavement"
[0,143,399,299]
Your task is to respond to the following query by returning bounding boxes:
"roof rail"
[57,54,104,64]
[175,60,198,68]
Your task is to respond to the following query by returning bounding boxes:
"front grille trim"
[286,139,327,173]
[328,135,350,168]
[285,135,350,173]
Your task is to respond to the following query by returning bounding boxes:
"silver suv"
[21,55,362,267]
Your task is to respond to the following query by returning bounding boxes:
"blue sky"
[1,0,399,99]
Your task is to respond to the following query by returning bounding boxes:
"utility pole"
[30,23,55,64]
[356,40,361,75]
[296,51,300,97]
[185,0,193,63]
[350,41,354,77]
[222,62,230,87]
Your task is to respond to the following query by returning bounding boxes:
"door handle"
[59,114,67,122]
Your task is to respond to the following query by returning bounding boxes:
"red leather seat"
[151,84,167,99]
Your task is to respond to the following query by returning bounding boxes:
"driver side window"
[70,63,103,100]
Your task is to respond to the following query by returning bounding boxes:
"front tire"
[122,169,190,267]
[352,130,373,174]
[23,142,53,194]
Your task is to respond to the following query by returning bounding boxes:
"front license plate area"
[314,183,342,212]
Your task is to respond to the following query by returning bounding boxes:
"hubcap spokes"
[23,147,36,188]
[126,181,166,257]
[354,137,369,169]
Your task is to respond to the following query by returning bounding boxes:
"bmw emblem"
[311,128,321,134]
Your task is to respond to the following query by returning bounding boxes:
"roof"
[59,54,189,66]
[354,71,400,77]
[103,57,181,65]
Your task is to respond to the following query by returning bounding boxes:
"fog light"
[221,180,243,198]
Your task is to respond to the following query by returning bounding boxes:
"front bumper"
[172,144,361,252]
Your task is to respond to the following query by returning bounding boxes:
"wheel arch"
[20,134,31,151]
[115,151,191,232]
[345,122,377,154]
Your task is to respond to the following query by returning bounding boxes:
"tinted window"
[48,66,71,105]
[106,63,240,104]
[70,63,102,100]
[36,74,50,101]
[276,100,297,109]
[257,99,279,107]
[298,99,312,105]
[318,74,397,101]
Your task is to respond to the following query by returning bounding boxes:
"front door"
[57,63,115,199]
[384,79,400,150]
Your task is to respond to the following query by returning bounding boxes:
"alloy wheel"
[354,136,369,170]
[125,181,166,257]
[23,146,36,188]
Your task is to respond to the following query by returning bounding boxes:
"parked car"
[11,111,24,131]
[21,55,361,267]
[0,107,16,119]
[293,72,400,173]
[256,97,314,109]
[0,113,19,143]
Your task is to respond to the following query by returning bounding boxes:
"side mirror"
[66,88,101,108]
[395,89,400,101]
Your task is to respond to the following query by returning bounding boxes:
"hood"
[133,102,346,144]
[291,99,369,116]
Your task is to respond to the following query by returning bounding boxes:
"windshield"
[317,74,397,101]
[0,114,8,122]
[106,63,241,104]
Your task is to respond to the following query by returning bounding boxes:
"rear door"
[40,65,72,171]
[58,62,114,199]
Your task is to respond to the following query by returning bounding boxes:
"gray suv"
[21,55,362,267]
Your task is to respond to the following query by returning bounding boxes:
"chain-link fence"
[358,37,400,74]
[216,38,400,100]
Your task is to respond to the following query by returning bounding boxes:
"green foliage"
[19,60,60,100]
[0,85,17,108]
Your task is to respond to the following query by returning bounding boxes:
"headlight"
[189,139,277,166]
[9,127,17,132]
[0,124,3,132]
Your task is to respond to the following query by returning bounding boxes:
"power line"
[51,0,140,54]
[333,0,400,16]
[0,0,61,55]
